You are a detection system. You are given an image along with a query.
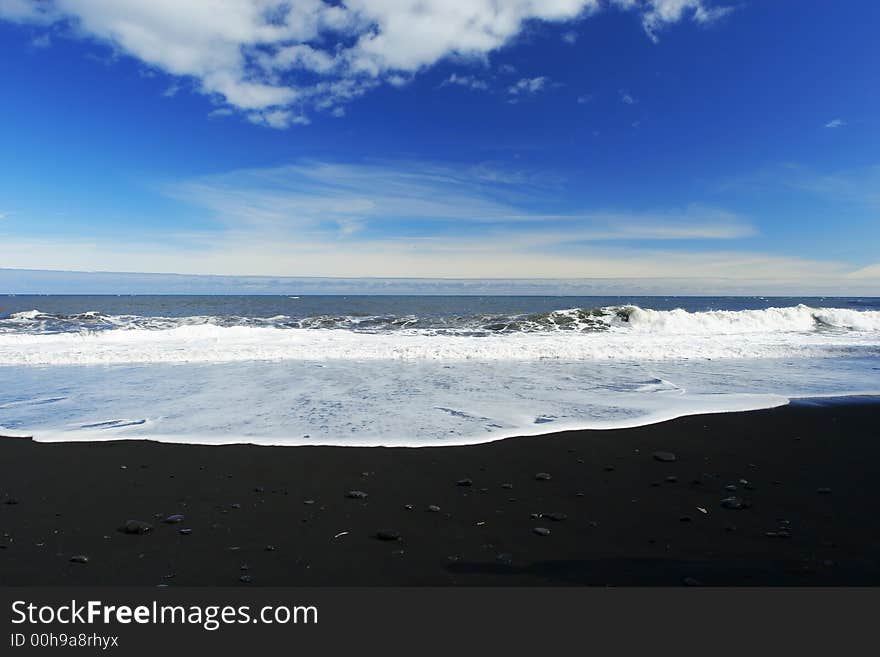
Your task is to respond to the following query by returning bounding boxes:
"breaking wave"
[0,304,878,366]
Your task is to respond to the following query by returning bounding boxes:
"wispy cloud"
[508,77,548,96]
[30,33,50,48]
[0,1,736,128]
[619,89,637,105]
[442,73,489,91]
[1,233,869,292]
[632,0,735,43]
[165,160,755,242]
[825,118,846,129]
[719,163,880,209]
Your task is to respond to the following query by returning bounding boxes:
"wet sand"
[1,398,878,586]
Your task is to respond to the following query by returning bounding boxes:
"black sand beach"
[1,399,878,586]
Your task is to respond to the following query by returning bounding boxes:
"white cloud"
[31,33,51,47]
[619,89,636,104]
[158,161,759,262]
[246,109,310,129]
[635,0,735,42]
[0,233,869,291]
[442,73,489,91]
[0,0,735,127]
[576,94,593,104]
[562,30,578,44]
[509,76,547,95]
[825,118,845,129]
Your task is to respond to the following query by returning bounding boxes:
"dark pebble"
[544,512,568,521]
[652,451,677,462]
[456,478,473,487]
[178,528,192,536]
[239,575,252,584]
[817,487,832,495]
[532,527,551,536]
[345,490,368,499]
[119,520,153,535]
[69,555,89,564]
[665,476,678,483]
[376,530,401,541]
[163,514,185,524]
[534,472,552,481]
[427,505,441,513]
[501,483,513,489]
[720,496,749,510]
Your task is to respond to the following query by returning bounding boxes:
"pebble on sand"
[652,451,677,462]
[534,472,552,481]
[427,505,441,513]
[720,496,749,510]
[163,514,185,524]
[544,512,568,521]
[456,478,473,487]
[119,520,153,535]
[532,527,551,536]
[376,530,401,541]
[345,490,368,499]
[69,555,89,564]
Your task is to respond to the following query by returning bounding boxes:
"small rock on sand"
[427,505,441,513]
[163,514,184,524]
[376,530,401,541]
[544,512,568,521]
[345,490,368,499]
[69,555,89,564]
[720,496,748,510]
[456,478,473,487]
[652,451,677,462]
[120,520,153,535]
[534,472,552,481]
[532,527,551,536]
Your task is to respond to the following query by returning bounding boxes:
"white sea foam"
[1,304,878,447]
[0,305,878,366]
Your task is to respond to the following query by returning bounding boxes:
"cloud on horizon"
[0,0,734,127]
[3,157,876,290]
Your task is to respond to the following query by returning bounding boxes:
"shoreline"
[14,393,880,449]
[1,400,879,586]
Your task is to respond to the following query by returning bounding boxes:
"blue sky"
[0,0,878,293]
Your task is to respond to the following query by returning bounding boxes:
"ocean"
[1,295,879,446]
